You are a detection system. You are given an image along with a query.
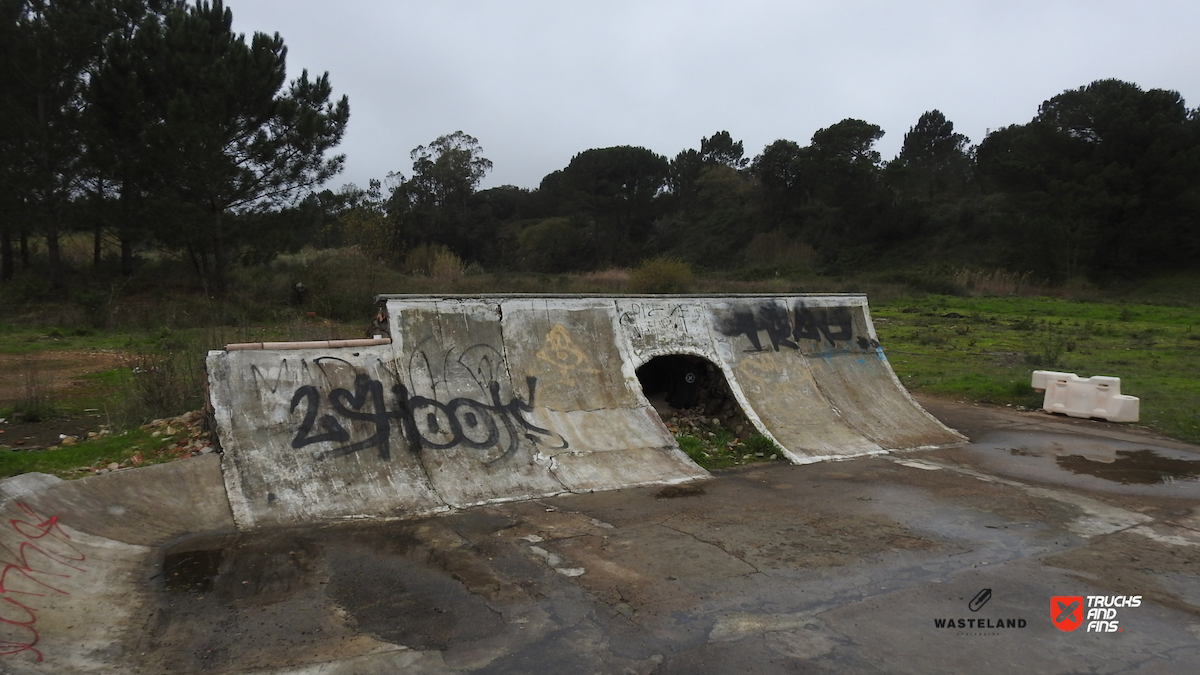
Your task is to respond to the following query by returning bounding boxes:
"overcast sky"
[225,0,1200,193]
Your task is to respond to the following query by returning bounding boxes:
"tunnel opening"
[636,354,782,468]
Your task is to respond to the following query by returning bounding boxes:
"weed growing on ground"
[674,428,782,471]
[744,433,783,457]
[125,337,205,422]
[13,356,56,422]
[1024,323,1069,369]
[677,435,706,464]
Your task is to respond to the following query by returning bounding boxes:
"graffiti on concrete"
[618,303,692,340]
[290,373,568,463]
[721,302,798,351]
[535,324,600,387]
[792,304,854,345]
[0,503,87,662]
[719,301,879,351]
[279,342,569,464]
[251,356,361,395]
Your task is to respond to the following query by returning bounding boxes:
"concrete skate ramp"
[0,456,233,671]
[207,294,962,527]
[7,402,1200,674]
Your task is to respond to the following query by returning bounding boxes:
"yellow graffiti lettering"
[536,324,599,386]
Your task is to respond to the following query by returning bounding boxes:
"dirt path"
[0,349,127,452]
[0,349,126,405]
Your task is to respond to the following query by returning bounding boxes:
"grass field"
[870,294,1200,443]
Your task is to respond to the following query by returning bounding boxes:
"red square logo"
[1051,596,1084,631]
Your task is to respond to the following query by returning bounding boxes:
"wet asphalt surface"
[133,400,1200,674]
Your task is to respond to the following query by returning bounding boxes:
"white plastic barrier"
[1031,370,1139,423]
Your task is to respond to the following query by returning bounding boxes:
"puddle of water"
[162,548,223,594]
[656,484,707,499]
[159,533,320,605]
[966,430,1200,497]
[1052,449,1200,485]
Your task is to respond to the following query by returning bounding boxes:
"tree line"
[2,2,1197,295]
[0,0,348,292]
[293,79,1200,284]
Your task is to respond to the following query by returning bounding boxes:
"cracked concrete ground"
[5,398,1200,674]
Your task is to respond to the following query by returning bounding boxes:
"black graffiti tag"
[792,304,855,346]
[723,303,798,352]
[328,375,396,460]
[290,386,351,448]
[289,374,568,463]
[718,301,877,351]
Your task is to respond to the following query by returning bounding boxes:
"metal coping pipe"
[224,338,392,352]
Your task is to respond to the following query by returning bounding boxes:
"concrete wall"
[207,294,963,528]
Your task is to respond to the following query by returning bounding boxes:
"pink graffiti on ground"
[0,503,87,662]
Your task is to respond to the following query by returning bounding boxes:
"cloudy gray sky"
[225,0,1199,192]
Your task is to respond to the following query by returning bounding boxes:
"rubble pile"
[139,410,215,455]
[81,410,215,476]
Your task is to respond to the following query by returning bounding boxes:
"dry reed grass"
[952,268,1049,296]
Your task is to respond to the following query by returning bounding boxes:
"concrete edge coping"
[224,338,392,351]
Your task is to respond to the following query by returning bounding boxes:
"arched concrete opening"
[636,354,768,465]
[636,354,706,412]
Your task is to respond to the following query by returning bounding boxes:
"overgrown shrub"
[629,256,694,294]
[260,246,397,321]
[403,244,464,280]
[741,231,817,271]
[123,332,205,422]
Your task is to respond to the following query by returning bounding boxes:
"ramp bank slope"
[208,295,963,528]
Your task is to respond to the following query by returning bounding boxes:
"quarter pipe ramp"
[207,295,964,528]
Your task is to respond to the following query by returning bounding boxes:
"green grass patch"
[0,324,145,355]
[0,429,191,480]
[874,294,1200,443]
[675,431,783,470]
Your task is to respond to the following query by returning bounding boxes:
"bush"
[123,333,206,422]
[518,218,586,273]
[403,244,464,279]
[741,231,817,270]
[629,256,694,294]
[259,246,397,322]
